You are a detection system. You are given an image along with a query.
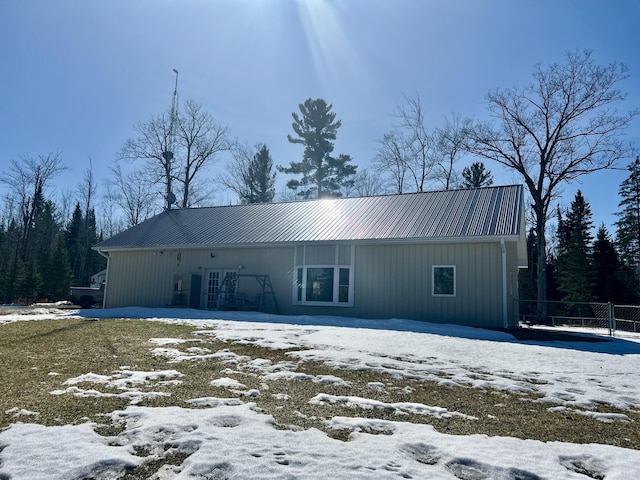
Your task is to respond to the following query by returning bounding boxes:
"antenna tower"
[163,68,179,210]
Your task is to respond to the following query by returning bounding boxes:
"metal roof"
[96,185,524,250]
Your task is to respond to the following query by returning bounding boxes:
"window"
[295,266,352,306]
[433,265,455,296]
[294,245,354,307]
[306,267,334,302]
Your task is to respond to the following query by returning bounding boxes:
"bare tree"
[219,141,253,202]
[70,159,100,284]
[57,188,75,225]
[467,50,638,321]
[433,113,472,189]
[98,183,125,238]
[344,168,390,197]
[373,131,410,194]
[276,185,301,202]
[377,96,467,193]
[105,164,159,228]
[76,157,98,217]
[118,99,230,209]
[118,112,174,207]
[175,99,231,208]
[1,152,66,300]
[2,153,67,257]
[393,95,437,192]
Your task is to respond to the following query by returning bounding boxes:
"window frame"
[293,245,354,307]
[294,265,354,307]
[432,265,456,297]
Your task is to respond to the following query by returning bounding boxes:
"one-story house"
[95,185,527,330]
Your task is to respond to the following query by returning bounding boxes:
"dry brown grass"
[1,316,638,477]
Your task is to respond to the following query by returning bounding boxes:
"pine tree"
[615,156,640,281]
[461,162,493,188]
[244,145,276,204]
[556,190,594,303]
[44,236,73,301]
[280,98,357,199]
[2,219,20,303]
[13,258,41,304]
[65,204,105,286]
[591,224,632,303]
[66,203,83,284]
[32,199,60,301]
[0,223,7,302]
[83,208,106,281]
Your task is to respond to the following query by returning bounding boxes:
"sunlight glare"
[294,0,369,92]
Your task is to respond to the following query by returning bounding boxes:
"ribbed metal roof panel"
[96,185,524,249]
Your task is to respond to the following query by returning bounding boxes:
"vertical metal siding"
[106,247,296,311]
[105,239,519,329]
[353,242,504,328]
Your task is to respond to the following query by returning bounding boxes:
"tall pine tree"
[280,98,357,199]
[591,224,634,304]
[556,190,594,303]
[244,145,276,204]
[65,203,106,286]
[615,156,640,283]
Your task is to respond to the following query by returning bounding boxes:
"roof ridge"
[172,184,523,213]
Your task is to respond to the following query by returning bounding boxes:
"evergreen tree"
[65,204,106,286]
[44,236,73,301]
[461,162,493,188]
[65,203,83,284]
[32,199,60,300]
[591,224,632,303]
[615,156,640,281]
[280,98,357,199]
[519,228,538,301]
[2,219,20,303]
[555,190,594,302]
[83,208,106,280]
[13,258,41,304]
[0,223,7,302]
[244,145,276,204]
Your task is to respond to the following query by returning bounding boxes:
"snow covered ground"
[1,307,640,479]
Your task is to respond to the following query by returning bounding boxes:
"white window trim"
[432,265,456,297]
[293,245,354,307]
[294,264,354,307]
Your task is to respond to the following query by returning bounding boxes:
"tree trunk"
[182,165,190,209]
[535,205,549,324]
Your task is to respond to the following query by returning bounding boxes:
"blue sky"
[1,0,639,231]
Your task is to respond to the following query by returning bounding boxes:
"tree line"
[1,49,637,309]
[521,162,640,308]
[0,154,105,303]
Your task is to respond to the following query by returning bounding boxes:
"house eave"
[93,234,523,253]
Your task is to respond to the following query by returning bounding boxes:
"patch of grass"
[1,316,639,464]
[0,318,195,428]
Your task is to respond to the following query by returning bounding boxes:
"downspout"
[97,250,110,309]
[500,238,508,330]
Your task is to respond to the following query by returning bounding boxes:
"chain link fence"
[611,305,640,333]
[518,299,640,335]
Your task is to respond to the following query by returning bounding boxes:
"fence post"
[608,303,614,337]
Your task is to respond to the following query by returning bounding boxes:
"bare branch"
[466,49,638,314]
